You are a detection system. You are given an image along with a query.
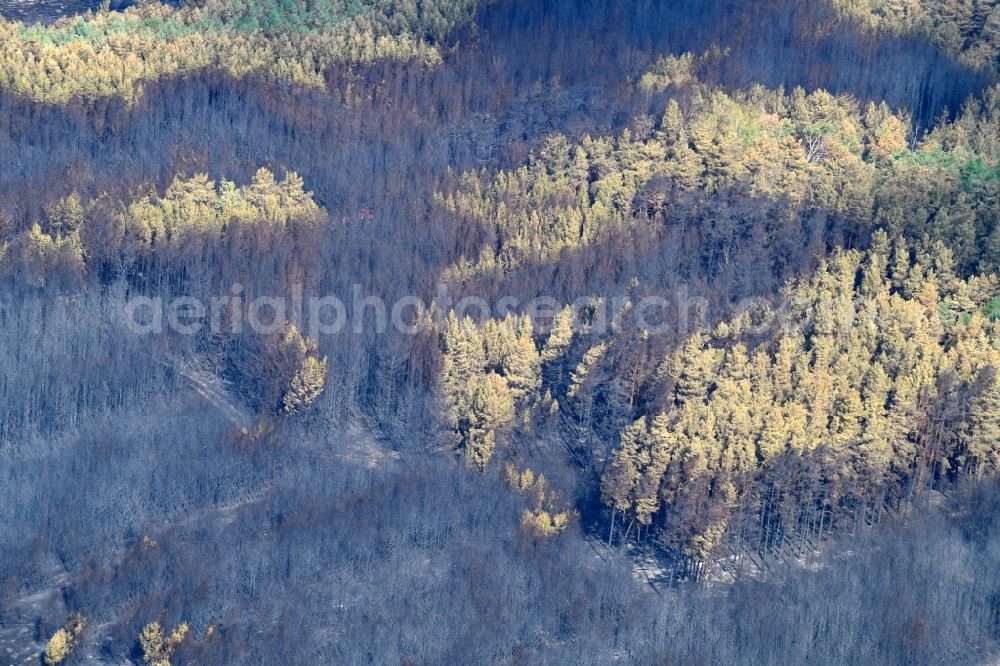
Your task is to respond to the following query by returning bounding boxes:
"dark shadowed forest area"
[1,0,1000,664]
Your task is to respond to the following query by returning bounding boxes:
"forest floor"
[0,0,144,24]
[0,356,397,664]
[0,571,68,666]
[612,489,955,593]
[174,360,252,430]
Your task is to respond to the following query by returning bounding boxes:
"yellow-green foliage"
[438,77,1000,283]
[507,465,575,536]
[256,323,328,414]
[14,222,84,286]
[0,190,92,286]
[638,52,696,92]
[140,621,188,666]
[44,614,86,665]
[505,463,537,493]
[832,0,1000,71]
[602,232,1000,558]
[520,507,571,536]
[439,312,540,468]
[121,168,322,253]
[283,351,329,413]
[44,629,71,665]
[1,168,324,283]
[637,46,729,93]
[0,0,489,103]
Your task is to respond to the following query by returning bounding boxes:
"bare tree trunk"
[620,517,636,549]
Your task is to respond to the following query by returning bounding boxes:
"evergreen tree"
[964,373,1000,478]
